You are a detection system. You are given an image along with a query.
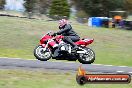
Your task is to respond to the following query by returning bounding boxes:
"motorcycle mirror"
[47,31,53,35]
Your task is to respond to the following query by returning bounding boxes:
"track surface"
[0,58,132,74]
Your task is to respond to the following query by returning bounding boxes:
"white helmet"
[59,19,68,27]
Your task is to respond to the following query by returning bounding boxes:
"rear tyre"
[78,47,95,64]
[34,45,52,61]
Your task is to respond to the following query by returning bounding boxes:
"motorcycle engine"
[60,44,71,53]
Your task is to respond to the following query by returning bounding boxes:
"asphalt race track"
[0,58,132,74]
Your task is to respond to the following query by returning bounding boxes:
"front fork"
[40,43,48,52]
[40,39,58,51]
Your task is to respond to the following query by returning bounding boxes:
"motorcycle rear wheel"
[78,47,95,64]
[34,45,52,61]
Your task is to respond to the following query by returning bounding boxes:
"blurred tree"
[24,0,36,12]
[49,0,70,19]
[24,0,52,14]
[76,10,88,18]
[125,0,132,13]
[35,0,52,14]
[0,0,5,9]
[72,0,125,17]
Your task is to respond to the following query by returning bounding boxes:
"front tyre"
[34,45,52,61]
[78,47,95,64]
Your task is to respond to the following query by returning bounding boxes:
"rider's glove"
[52,33,57,36]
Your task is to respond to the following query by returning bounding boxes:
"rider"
[53,19,80,50]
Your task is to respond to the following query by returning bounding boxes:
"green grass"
[0,69,131,88]
[0,16,132,88]
[0,16,132,66]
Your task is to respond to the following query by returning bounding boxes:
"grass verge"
[0,69,131,88]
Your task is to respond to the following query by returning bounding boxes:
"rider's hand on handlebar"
[51,33,57,36]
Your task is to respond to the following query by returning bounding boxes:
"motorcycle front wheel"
[34,45,52,61]
[78,47,95,64]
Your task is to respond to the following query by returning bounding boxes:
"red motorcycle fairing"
[40,35,52,44]
[40,44,46,47]
[40,33,94,48]
[75,39,94,46]
[54,35,64,44]
[40,34,60,48]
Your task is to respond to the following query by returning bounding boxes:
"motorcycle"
[34,31,95,64]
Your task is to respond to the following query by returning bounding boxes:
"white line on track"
[128,72,132,74]
[93,64,130,68]
[0,57,21,59]
[118,66,128,67]
[0,57,36,61]
[92,64,103,65]
[116,71,124,73]
[103,65,113,66]
[64,62,76,63]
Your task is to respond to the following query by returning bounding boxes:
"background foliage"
[0,0,5,9]
[72,0,127,17]
[49,0,70,18]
